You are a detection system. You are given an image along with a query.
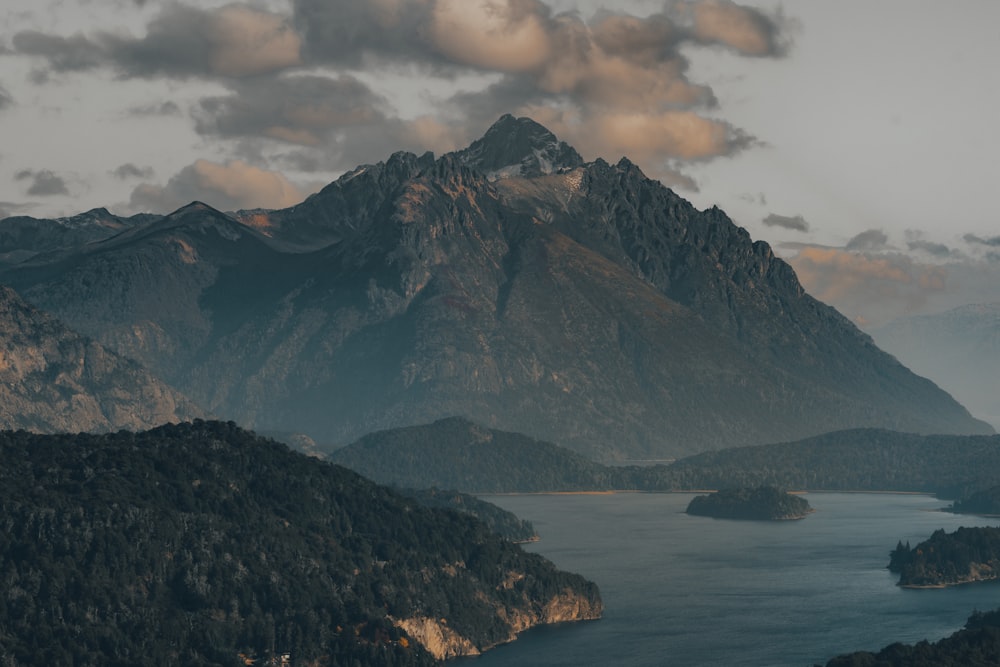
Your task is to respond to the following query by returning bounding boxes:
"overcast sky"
[1,0,998,327]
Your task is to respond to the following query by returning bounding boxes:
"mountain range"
[0,115,990,459]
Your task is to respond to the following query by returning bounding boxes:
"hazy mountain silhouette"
[0,117,990,459]
[873,303,1000,430]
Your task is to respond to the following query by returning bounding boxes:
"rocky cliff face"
[1,116,990,458]
[396,586,601,660]
[0,285,203,432]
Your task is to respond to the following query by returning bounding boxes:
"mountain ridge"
[0,115,990,458]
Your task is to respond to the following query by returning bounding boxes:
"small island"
[685,486,812,520]
[889,526,1000,588]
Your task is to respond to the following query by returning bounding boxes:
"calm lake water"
[467,493,1000,667]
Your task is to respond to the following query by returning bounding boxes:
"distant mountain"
[872,303,1000,430]
[0,421,601,664]
[0,207,146,266]
[332,419,1000,497]
[1,116,990,459]
[662,428,1000,498]
[331,417,623,492]
[0,284,202,432]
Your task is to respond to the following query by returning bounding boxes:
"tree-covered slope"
[824,609,1000,667]
[0,421,601,665]
[888,527,1000,588]
[330,417,626,492]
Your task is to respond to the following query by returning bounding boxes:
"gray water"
[467,492,1000,667]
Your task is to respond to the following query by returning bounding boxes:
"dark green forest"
[685,486,812,520]
[888,527,1000,587]
[0,421,600,666]
[396,488,537,542]
[823,609,1000,666]
[948,486,1000,516]
[330,418,627,492]
[332,422,1000,500]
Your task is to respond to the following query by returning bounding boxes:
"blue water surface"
[466,492,1000,667]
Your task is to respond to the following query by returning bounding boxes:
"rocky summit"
[0,116,991,459]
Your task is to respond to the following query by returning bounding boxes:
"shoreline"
[479,489,938,497]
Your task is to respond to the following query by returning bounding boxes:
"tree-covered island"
[889,526,1000,587]
[685,486,812,520]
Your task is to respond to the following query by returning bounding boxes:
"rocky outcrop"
[0,285,203,432]
[396,584,602,660]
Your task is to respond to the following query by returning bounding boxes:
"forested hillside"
[0,421,600,665]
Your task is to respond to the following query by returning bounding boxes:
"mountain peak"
[455,114,584,180]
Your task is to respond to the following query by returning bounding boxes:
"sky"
[1,0,999,328]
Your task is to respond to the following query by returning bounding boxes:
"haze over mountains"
[0,115,990,459]
[0,285,201,432]
[872,303,1000,430]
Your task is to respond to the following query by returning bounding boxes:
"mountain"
[331,417,623,492]
[0,421,601,664]
[0,284,202,432]
[0,116,990,459]
[872,303,1000,430]
[0,207,147,267]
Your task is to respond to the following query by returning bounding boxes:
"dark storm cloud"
[111,163,155,180]
[15,169,69,196]
[193,74,389,146]
[762,213,809,232]
[964,233,1000,248]
[845,229,890,251]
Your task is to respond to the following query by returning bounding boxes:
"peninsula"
[889,526,1000,588]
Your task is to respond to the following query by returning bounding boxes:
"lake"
[466,492,1000,666]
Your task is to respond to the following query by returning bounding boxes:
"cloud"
[789,246,946,327]
[668,0,791,56]
[12,0,792,191]
[194,74,389,146]
[964,233,1000,248]
[0,201,33,219]
[11,31,107,73]
[845,228,889,251]
[128,159,314,213]
[15,169,69,196]
[287,0,789,174]
[13,4,301,79]
[0,84,13,110]
[111,163,155,180]
[128,100,181,116]
[906,239,952,258]
[762,213,808,232]
[429,0,554,72]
